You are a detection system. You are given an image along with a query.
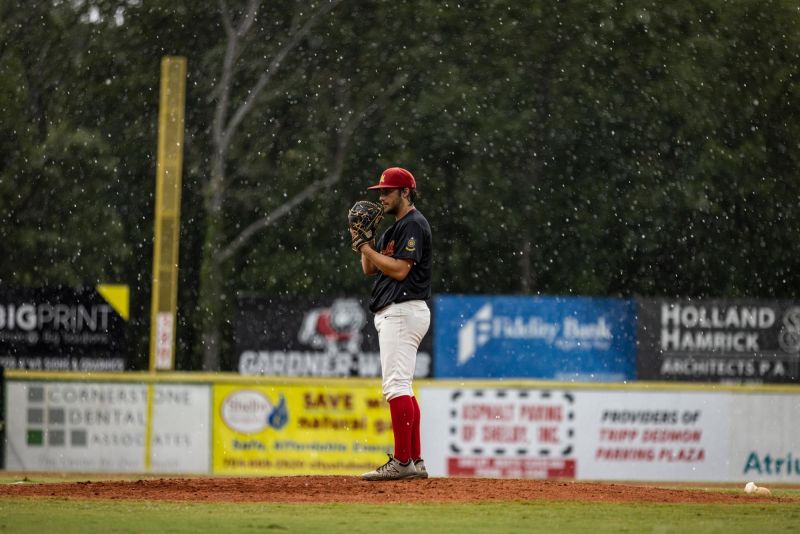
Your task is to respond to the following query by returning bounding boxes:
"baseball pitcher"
[348,167,433,481]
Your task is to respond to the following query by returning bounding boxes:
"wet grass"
[1,498,799,533]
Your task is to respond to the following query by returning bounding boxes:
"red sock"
[411,396,421,461]
[388,395,414,463]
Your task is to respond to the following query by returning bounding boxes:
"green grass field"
[2,498,800,534]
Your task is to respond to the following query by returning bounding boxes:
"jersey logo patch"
[405,237,416,252]
[381,240,395,257]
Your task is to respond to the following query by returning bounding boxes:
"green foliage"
[2,1,800,369]
[0,125,128,286]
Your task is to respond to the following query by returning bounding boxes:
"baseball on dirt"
[744,482,772,496]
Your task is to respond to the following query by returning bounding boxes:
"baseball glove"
[348,200,383,252]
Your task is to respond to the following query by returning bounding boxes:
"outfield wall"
[420,383,800,482]
[3,371,799,483]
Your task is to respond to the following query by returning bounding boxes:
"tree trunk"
[197,211,224,370]
[193,0,382,370]
[519,239,534,293]
[197,148,226,370]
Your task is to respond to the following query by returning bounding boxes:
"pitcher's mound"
[0,477,791,504]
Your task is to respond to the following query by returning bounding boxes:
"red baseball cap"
[367,167,416,190]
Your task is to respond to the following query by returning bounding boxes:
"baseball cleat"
[410,458,428,479]
[361,454,418,481]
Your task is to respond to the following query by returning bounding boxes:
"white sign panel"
[727,394,800,483]
[150,384,211,473]
[155,312,175,370]
[421,385,791,482]
[421,387,576,478]
[5,381,210,473]
[574,390,730,481]
[5,381,147,472]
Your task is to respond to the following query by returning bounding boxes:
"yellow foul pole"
[149,56,187,373]
[146,56,187,471]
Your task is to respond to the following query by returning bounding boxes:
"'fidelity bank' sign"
[434,295,637,381]
[637,299,800,383]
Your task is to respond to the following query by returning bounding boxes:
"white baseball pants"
[373,300,430,401]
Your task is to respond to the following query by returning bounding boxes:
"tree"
[195,0,409,369]
[4,0,800,374]
[0,2,130,287]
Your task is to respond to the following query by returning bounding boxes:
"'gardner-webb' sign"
[235,294,433,378]
[0,286,129,372]
[637,299,800,383]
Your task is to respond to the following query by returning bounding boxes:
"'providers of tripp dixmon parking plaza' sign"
[637,299,800,382]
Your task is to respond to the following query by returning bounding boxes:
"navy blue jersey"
[369,209,432,313]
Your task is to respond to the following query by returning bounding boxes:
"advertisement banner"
[148,384,211,473]
[637,299,800,382]
[728,394,800,483]
[0,367,4,469]
[434,295,636,380]
[421,383,800,482]
[235,295,432,378]
[4,381,210,473]
[420,387,577,478]
[212,383,394,475]
[573,390,729,481]
[0,286,129,371]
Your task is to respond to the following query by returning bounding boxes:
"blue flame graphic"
[268,394,288,430]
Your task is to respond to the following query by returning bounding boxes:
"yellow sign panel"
[96,284,130,321]
[212,383,395,475]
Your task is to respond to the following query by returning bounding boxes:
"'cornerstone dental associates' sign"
[637,299,800,383]
[4,381,210,473]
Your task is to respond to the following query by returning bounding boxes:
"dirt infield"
[0,476,796,504]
